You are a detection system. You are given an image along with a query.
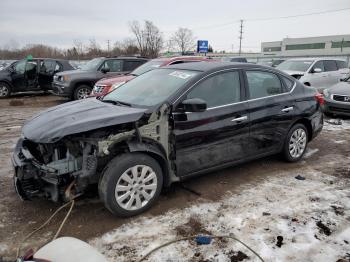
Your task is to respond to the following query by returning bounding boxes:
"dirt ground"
[0,94,350,261]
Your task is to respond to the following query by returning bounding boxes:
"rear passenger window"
[123,60,144,71]
[187,71,241,108]
[336,60,347,69]
[323,60,338,72]
[246,71,283,99]
[281,76,294,91]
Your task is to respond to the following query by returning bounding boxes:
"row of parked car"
[1,55,350,116]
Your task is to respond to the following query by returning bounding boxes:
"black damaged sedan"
[12,62,323,217]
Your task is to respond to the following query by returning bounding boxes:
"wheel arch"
[290,118,313,142]
[107,139,171,188]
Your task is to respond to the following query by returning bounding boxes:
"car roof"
[164,61,269,72]
[155,56,210,62]
[286,58,346,62]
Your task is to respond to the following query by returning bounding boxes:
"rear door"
[25,60,39,89]
[123,60,145,72]
[245,70,296,155]
[173,70,250,176]
[323,60,339,87]
[335,60,350,80]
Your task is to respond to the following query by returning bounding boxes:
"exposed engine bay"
[12,102,177,202]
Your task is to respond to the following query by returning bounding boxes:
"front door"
[11,60,27,90]
[38,60,57,90]
[173,70,250,176]
[98,59,125,78]
[244,70,296,155]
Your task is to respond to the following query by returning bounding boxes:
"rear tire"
[99,153,163,217]
[283,123,308,162]
[0,82,11,98]
[73,85,92,100]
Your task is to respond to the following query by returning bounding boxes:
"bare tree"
[172,27,196,54]
[73,39,84,60]
[129,20,163,58]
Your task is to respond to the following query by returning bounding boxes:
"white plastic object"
[34,237,107,262]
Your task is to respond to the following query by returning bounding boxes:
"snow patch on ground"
[90,171,350,262]
[303,148,319,158]
[323,119,350,131]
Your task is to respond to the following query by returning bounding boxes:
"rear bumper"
[323,99,350,116]
[310,110,323,140]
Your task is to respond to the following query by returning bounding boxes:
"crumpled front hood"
[22,98,148,143]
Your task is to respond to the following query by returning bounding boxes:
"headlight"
[63,75,70,82]
[323,89,330,98]
[111,81,125,90]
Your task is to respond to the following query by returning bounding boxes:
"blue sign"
[197,40,209,53]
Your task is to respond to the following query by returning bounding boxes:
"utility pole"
[238,19,243,56]
[107,40,110,54]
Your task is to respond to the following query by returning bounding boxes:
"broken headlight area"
[12,138,98,202]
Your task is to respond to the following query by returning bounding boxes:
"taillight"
[315,93,324,105]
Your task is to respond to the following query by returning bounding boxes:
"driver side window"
[186,71,241,108]
[101,60,122,72]
[311,61,325,72]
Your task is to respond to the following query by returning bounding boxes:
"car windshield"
[277,60,313,72]
[131,60,164,76]
[80,58,103,71]
[103,68,199,107]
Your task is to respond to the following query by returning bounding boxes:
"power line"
[190,6,350,31]
[247,6,350,21]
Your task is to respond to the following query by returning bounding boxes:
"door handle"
[231,116,248,122]
[281,106,294,112]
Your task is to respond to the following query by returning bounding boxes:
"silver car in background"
[277,58,350,92]
[323,76,350,116]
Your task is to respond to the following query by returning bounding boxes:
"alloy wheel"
[0,85,9,97]
[115,165,158,211]
[77,87,91,99]
[289,128,307,158]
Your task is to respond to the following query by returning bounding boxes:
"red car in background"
[90,56,214,97]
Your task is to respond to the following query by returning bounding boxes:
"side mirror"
[179,98,207,113]
[101,67,110,74]
[8,67,14,73]
[313,68,322,73]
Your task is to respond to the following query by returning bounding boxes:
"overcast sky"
[0,0,349,52]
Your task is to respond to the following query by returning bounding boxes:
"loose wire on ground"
[138,235,265,262]
[16,200,75,259]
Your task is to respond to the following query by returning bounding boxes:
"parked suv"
[13,62,323,217]
[52,57,148,100]
[0,58,74,98]
[277,58,350,92]
[90,56,213,97]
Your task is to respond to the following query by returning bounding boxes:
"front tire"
[99,153,163,217]
[0,82,11,98]
[73,85,92,100]
[283,124,308,162]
